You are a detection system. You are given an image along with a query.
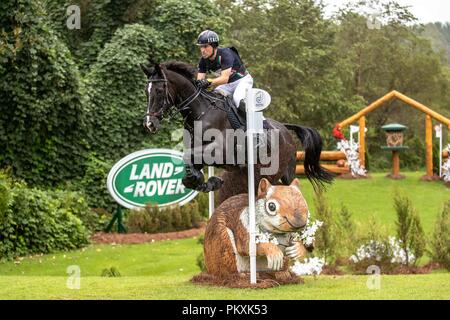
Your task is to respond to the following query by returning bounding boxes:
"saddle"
[202,90,269,132]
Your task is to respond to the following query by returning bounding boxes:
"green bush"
[432,140,440,175]
[126,202,203,233]
[101,267,121,277]
[63,153,116,215]
[0,170,12,215]
[84,23,178,163]
[349,216,397,273]
[394,192,426,266]
[334,205,358,259]
[195,192,210,218]
[196,234,206,271]
[313,190,338,265]
[49,189,109,233]
[0,0,89,187]
[399,136,426,171]
[429,201,450,269]
[0,180,90,261]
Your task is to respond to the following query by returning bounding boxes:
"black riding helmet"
[197,30,219,48]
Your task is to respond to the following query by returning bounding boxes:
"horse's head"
[140,63,175,133]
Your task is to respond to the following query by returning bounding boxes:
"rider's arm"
[197,58,207,80]
[210,49,233,87]
[210,67,231,87]
[197,73,206,80]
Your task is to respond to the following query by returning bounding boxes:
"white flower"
[290,257,325,276]
[349,237,415,265]
[443,145,450,182]
[337,140,367,177]
[298,220,323,246]
[255,230,279,245]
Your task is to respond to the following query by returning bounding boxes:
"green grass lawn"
[0,238,449,299]
[0,171,449,299]
[299,171,450,234]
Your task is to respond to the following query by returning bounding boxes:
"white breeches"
[214,74,254,106]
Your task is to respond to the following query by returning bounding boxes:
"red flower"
[332,125,346,140]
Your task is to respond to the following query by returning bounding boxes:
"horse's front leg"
[182,142,223,192]
[182,162,205,191]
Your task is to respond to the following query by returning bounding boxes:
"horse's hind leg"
[217,170,248,205]
[281,154,297,185]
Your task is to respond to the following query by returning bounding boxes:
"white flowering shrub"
[442,144,450,183]
[290,220,324,246]
[349,236,415,272]
[254,216,327,276]
[290,219,326,276]
[255,219,324,247]
[337,140,367,177]
[255,231,279,245]
[291,257,325,276]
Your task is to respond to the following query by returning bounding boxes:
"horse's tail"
[284,123,335,190]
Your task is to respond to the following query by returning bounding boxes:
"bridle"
[143,68,203,130]
[144,69,175,121]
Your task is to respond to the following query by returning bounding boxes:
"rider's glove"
[195,79,211,89]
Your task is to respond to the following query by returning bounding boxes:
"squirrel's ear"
[290,178,300,189]
[258,178,272,197]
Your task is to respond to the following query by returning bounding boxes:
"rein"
[144,68,229,125]
[144,69,204,121]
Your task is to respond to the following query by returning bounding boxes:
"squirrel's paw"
[266,251,284,271]
[285,242,307,260]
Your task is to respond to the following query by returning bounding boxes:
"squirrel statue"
[204,178,312,278]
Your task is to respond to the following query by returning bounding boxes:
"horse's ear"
[154,63,163,76]
[140,63,152,77]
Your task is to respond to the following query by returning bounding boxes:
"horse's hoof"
[195,177,223,193]
[182,176,196,189]
[208,177,223,191]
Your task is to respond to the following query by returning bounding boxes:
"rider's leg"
[214,83,234,97]
[233,74,254,113]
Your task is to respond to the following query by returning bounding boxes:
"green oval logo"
[107,149,198,208]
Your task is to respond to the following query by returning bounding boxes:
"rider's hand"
[195,79,211,89]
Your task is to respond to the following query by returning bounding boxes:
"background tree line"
[1,0,449,211]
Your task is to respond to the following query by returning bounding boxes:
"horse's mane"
[162,61,196,82]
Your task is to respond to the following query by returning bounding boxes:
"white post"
[245,88,271,285]
[350,125,359,146]
[208,166,215,218]
[246,89,257,285]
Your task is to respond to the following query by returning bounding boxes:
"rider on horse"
[195,30,254,114]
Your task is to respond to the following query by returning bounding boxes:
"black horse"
[141,61,333,204]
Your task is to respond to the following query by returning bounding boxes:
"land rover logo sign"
[107,149,198,209]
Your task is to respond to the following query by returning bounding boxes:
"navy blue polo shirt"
[198,47,248,83]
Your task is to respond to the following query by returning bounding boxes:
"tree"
[429,201,450,269]
[44,0,161,69]
[332,0,450,169]
[217,0,359,147]
[146,0,230,63]
[0,0,88,186]
[393,192,426,266]
[83,24,179,162]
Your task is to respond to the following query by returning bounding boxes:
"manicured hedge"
[0,172,91,261]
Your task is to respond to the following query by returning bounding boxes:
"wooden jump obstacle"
[332,90,450,179]
[295,151,350,175]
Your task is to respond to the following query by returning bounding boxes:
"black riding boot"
[237,99,246,117]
